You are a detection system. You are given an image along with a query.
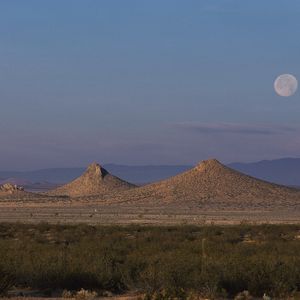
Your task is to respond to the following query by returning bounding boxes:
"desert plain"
[0,159,299,225]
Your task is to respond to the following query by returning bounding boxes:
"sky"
[0,0,300,170]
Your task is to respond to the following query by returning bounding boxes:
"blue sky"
[0,0,300,169]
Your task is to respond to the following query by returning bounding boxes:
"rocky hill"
[47,162,135,197]
[105,159,300,210]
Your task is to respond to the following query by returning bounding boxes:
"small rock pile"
[0,183,24,193]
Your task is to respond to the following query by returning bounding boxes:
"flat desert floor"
[0,202,299,224]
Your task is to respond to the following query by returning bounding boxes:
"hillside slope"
[105,159,300,210]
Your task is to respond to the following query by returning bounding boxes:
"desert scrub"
[0,267,15,296]
[0,223,299,298]
[62,289,73,298]
[234,290,253,300]
[75,288,97,300]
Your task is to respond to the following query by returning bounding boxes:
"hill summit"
[47,162,135,197]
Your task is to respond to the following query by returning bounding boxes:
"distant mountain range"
[0,168,85,184]
[0,164,191,185]
[228,158,300,187]
[0,158,299,186]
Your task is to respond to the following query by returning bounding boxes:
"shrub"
[234,290,253,300]
[0,224,299,298]
[62,289,73,298]
[0,268,15,296]
[75,288,97,300]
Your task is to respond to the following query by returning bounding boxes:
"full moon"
[274,74,298,97]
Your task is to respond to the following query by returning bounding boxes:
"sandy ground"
[0,202,299,224]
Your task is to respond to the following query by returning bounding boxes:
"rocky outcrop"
[0,183,24,194]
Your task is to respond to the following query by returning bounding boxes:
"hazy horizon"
[2,156,300,173]
[1,1,300,170]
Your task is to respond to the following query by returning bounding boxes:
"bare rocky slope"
[104,159,300,210]
[47,162,136,197]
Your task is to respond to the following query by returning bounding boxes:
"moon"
[274,74,298,97]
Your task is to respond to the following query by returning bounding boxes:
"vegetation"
[0,223,300,298]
